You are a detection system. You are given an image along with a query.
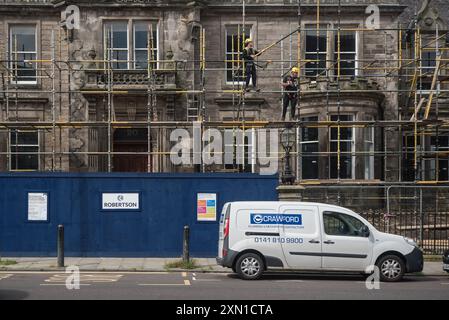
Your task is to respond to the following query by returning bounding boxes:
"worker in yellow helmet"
[242,38,260,92]
[281,67,300,121]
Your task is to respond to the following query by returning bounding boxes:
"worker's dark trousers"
[282,94,298,120]
[245,63,257,88]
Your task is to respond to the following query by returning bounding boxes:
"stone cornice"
[0,0,206,8]
[0,0,405,9]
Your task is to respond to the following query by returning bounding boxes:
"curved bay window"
[300,116,319,180]
[330,115,354,180]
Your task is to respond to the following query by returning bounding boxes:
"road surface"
[1,271,448,300]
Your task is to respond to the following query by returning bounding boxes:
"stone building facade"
[0,0,447,191]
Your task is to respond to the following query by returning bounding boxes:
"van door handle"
[309,240,320,244]
[324,240,335,245]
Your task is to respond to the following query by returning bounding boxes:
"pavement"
[0,257,228,273]
[0,257,447,276]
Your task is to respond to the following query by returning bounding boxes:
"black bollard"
[57,225,65,268]
[182,226,190,263]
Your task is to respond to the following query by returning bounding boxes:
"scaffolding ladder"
[187,93,200,122]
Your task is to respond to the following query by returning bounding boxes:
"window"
[334,31,357,76]
[419,51,437,91]
[422,51,437,73]
[364,116,375,180]
[305,28,327,78]
[435,135,449,181]
[10,130,39,171]
[323,212,367,237]
[223,129,254,173]
[402,134,419,181]
[9,25,37,84]
[133,21,158,70]
[426,134,449,181]
[104,20,159,70]
[403,133,449,182]
[301,116,319,179]
[225,24,252,83]
[305,28,357,78]
[330,115,354,179]
[105,21,129,69]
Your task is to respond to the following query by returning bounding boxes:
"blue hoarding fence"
[0,173,278,257]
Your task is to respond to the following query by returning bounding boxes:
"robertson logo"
[250,214,303,226]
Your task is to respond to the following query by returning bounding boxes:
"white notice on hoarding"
[28,193,48,221]
[102,193,140,210]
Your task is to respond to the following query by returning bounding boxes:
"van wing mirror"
[361,226,370,238]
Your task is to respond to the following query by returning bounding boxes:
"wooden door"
[113,143,148,173]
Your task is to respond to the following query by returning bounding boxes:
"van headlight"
[404,237,417,247]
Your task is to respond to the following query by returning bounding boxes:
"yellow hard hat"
[245,38,253,45]
[291,67,299,73]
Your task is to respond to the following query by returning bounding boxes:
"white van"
[217,202,423,282]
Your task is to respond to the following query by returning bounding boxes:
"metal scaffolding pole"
[0,3,447,186]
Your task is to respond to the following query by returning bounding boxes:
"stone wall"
[0,0,446,175]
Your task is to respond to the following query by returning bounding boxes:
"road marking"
[0,274,13,281]
[40,284,91,287]
[139,281,191,287]
[0,271,169,275]
[138,284,187,286]
[44,274,123,284]
[139,278,192,287]
[182,272,187,277]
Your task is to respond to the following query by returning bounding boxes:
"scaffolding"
[0,0,448,184]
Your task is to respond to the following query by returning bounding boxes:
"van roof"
[225,201,355,213]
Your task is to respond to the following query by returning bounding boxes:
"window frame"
[364,115,375,180]
[300,115,319,180]
[418,50,438,94]
[436,135,449,181]
[103,19,160,71]
[303,25,359,78]
[223,128,254,173]
[9,24,38,85]
[104,20,130,70]
[225,24,253,85]
[133,20,159,70]
[9,130,40,172]
[334,30,358,77]
[329,114,355,180]
[424,133,449,181]
[305,26,328,78]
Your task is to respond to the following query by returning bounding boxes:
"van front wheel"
[236,253,264,280]
[376,255,405,282]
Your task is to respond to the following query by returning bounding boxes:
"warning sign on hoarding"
[197,193,217,222]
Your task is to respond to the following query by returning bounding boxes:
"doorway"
[113,129,149,173]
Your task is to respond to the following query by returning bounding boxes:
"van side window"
[323,212,366,237]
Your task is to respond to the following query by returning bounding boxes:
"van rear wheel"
[236,253,264,280]
[376,255,405,282]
